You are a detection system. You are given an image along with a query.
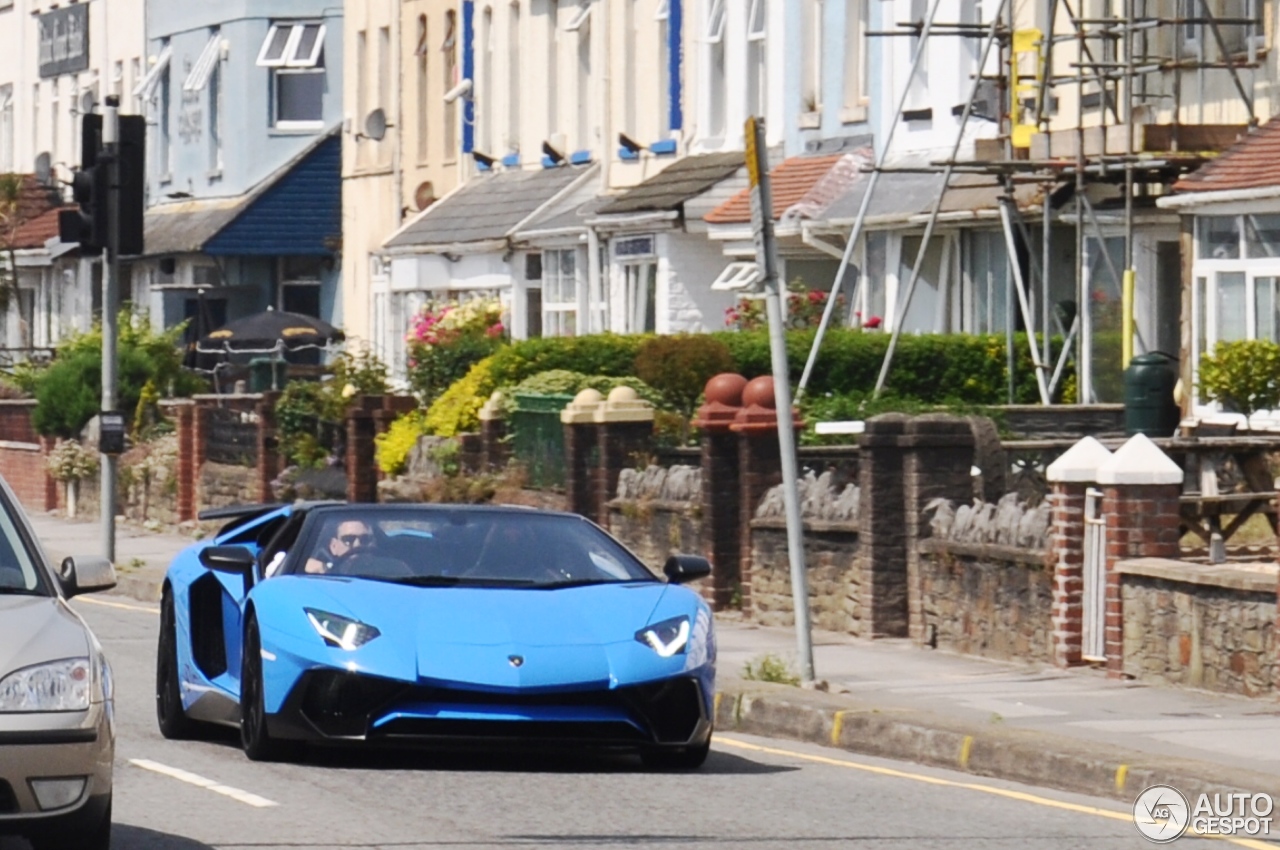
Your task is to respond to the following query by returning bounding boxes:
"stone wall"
[749,520,860,632]
[1120,559,1276,697]
[608,499,704,572]
[200,462,259,510]
[917,539,1054,664]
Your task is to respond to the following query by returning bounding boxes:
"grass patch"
[742,653,801,686]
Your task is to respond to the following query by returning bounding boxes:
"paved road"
[2,598,1243,850]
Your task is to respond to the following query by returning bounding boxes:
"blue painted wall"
[783,0,876,157]
[144,0,344,205]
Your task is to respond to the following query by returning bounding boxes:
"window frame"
[541,248,580,337]
[705,0,727,44]
[257,22,327,69]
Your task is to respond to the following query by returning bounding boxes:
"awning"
[596,153,744,217]
[385,165,593,252]
[133,46,171,100]
[143,129,340,257]
[183,35,222,92]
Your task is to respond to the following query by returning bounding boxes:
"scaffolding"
[799,0,1266,406]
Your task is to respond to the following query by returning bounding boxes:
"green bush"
[275,381,346,468]
[633,334,734,421]
[374,410,429,476]
[488,334,648,386]
[31,313,207,439]
[1198,339,1280,418]
[408,332,502,406]
[424,356,499,437]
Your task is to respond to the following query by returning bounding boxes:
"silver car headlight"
[305,608,381,651]
[635,616,691,658]
[0,658,92,712]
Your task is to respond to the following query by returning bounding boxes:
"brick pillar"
[256,392,281,504]
[857,414,910,639]
[593,388,655,530]
[40,437,58,512]
[346,409,377,503]
[192,404,208,514]
[903,415,976,644]
[477,391,509,472]
[729,376,799,617]
[561,390,603,518]
[1045,437,1113,668]
[1098,434,1183,679]
[693,374,746,611]
[174,402,196,522]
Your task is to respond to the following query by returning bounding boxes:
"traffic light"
[117,115,145,256]
[58,163,108,251]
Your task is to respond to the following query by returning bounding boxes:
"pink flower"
[865,316,882,329]
[486,322,505,338]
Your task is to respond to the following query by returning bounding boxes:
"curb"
[715,679,1280,804]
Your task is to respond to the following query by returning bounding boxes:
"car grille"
[0,780,17,815]
[292,670,705,745]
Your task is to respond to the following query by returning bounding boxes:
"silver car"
[0,482,116,850]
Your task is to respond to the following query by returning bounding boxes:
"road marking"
[713,735,1272,849]
[830,710,845,746]
[958,735,974,769]
[1114,763,1128,793]
[77,596,158,614]
[129,759,278,808]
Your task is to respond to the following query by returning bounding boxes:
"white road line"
[129,759,279,808]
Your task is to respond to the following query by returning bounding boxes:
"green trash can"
[1123,352,1180,437]
[248,357,288,393]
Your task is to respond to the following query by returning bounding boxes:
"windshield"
[0,493,46,596]
[287,508,658,588]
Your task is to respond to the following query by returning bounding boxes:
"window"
[622,263,657,333]
[416,15,430,162]
[184,33,221,92]
[158,56,172,178]
[209,56,224,172]
[50,78,58,166]
[480,8,493,152]
[112,61,124,98]
[963,231,1010,335]
[841,0,868,118]
[1217,0,1263,55]
[0,86,11,173]
[377,26,391,161]
[747,0,767,118]
[801,0,823,114]
[258,22,327,128]
[356,30,368,161]
[543,248,578,336]
[131,57,143,112]
[908,0,928,108]
[280,257,324,318]
[1180,0,1202,52]
[575,4,592,151]
[705,0,727,137]
[656,0,671,135]
[623,0,637,137]
[508,3,521,152]
[443,10,458,158]
[1192,214,1280,365]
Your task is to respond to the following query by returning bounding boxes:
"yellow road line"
[830,711,846,746]
[1115,763,1129,793]
[76,596,158,614]
[959,735,974,770]
[713,734,1272,848]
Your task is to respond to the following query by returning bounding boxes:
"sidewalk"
[30,510,1280,803]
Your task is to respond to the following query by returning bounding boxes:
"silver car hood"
[0,595,91,676]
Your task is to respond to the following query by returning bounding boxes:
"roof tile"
[705,154,844,225]
[1173,118,1280,193]
[11,207,67,249]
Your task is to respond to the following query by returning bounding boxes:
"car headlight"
[305,609,381,651]
[635,616,691,658]
[0,658,92,712]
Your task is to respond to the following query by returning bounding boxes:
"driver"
[305,518,375,574]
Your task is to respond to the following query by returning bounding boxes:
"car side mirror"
[663,554,712,584]
[59,556,117,599]
[198,545,257,578]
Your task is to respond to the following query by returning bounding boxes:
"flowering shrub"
[407,298,507,405]
[375,410,431,476]
[46,440,98,482]
[723,281,852,332]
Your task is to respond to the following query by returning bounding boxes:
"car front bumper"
[0,701,113,836]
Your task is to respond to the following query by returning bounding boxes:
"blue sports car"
[156,503,716,768]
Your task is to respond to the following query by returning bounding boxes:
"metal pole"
[746,117,813,683]
[873,2,1007,398]
[998,200,1052,404]
[101,96,119,563]
[796,0,945,398]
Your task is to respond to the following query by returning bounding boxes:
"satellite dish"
[414,181,436,211]
[34,153,52,187]
[364,108,389,142]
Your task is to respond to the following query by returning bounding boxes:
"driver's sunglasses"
[338,533,372,547]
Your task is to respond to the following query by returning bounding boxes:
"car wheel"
[30,794,111,850]
[156,591,199,740]
[240,614,290,762]
[640,737,712,770]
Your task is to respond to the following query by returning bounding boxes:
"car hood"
[0,595,90,676]
[261,578,697,690]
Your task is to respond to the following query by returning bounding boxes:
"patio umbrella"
[198,309,344,353]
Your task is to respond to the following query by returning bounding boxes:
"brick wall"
[749,520,860,632]
[0,442,55,513]
[917,539,1054,664]
[1120,559,1275,696]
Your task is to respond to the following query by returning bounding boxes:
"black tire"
[240,614,290,762]
[640,737,711,770]
[30,794,111,850]
[156,591,199,740]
